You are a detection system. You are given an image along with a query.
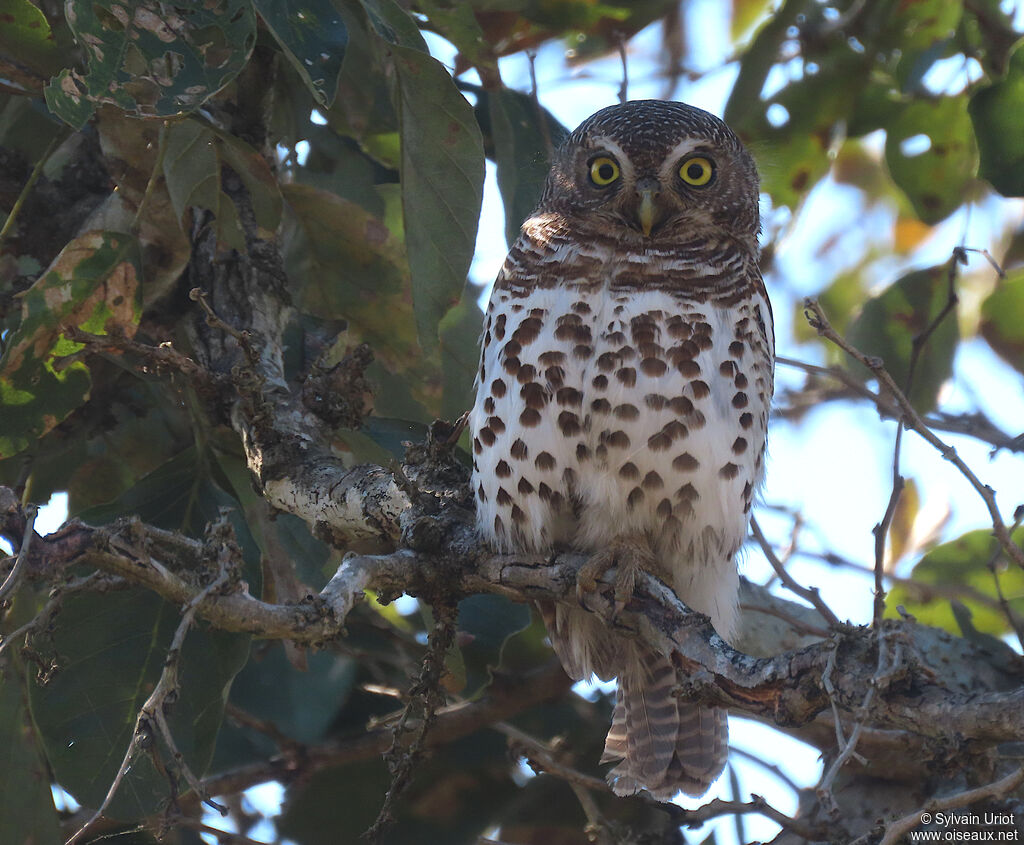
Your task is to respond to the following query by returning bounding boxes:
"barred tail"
[602,644,727,799]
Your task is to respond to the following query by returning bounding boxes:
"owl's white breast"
[471,249,772,639]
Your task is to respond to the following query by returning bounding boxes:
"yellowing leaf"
[0,231,142,459]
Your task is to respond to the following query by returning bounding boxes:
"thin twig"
[877,766,1024,845]
[677,795,825,841]
[817,628,900,814]
[804,298,1024,570]
[365,602,457,842]
[750,515,840,627]
[0,504,36,603]
[729,746,803,795]
[775,355,1023,454]
[616,34,629,104]
[496,721,610,794]
[0,131,68,249]
[66,564,234,845]
[872,447,904,628]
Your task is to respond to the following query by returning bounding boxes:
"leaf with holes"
[254,0,347,107]
[44,0,256,128]
[884,95,978,224]
[844,266,959,413]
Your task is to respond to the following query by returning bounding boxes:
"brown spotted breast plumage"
[470,100,774,799]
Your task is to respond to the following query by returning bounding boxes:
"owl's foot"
[576,536,657,615]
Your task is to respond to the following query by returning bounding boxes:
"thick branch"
[15,495,1023,753]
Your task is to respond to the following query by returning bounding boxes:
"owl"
[470,100,774,799]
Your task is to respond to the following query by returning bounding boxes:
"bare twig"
[676,795,826,841]
[497,721,610,794]
[877,765,1024,845]
[804,298,1024,570]
[0,504,36,603]
[872,450,904,627]
[497,721,610,834]
[775,356,1023,454]
[616,35,629,104]
[366,601,457,841]
[750,515,840,627]
[66,559,235,845]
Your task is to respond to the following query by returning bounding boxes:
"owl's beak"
[635,177,662,237]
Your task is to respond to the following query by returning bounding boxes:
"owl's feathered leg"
[550,538,727,798]
[602,644,728,799]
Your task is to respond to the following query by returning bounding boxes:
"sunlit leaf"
[44,0,256,128]
[0,0,62,79]
[845,266,959,413]
[979,269,1024,375]
[887,526,1024,637]
[969,43,1024,198]
[884,95,978,224]
[0,231,141,459]
[888,478,920,567]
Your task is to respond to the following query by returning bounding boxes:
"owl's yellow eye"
[589,156,620,186]
[679,156,714,186]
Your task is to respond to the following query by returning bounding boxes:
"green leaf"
[44,0,256,129]
[438,281,485,422]
[884,95,978,224]
[887,526,1024,637]
[162,120,283,251]
[359,0,429,51]
[29,448,255,818]
[322,3,400,168]
[0,231,142,459]
[844,266,959,413]
[969,42,1024,198]
[456,594,532,697]
[979,269,1024,374]
[0,658,62,845]
[283,182,462,420]
[483,87,568,246]
[254,0,347,107]
[389,42,485,350]
[415,0,491,70]
[0,0,62,77]
[211,645,357,770]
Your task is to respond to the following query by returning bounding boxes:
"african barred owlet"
[470,100,773,799]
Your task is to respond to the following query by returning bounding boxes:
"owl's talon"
[576,551,610,607]
[576,537,653,618]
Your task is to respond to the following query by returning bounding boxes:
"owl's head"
[539,100,760,250]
